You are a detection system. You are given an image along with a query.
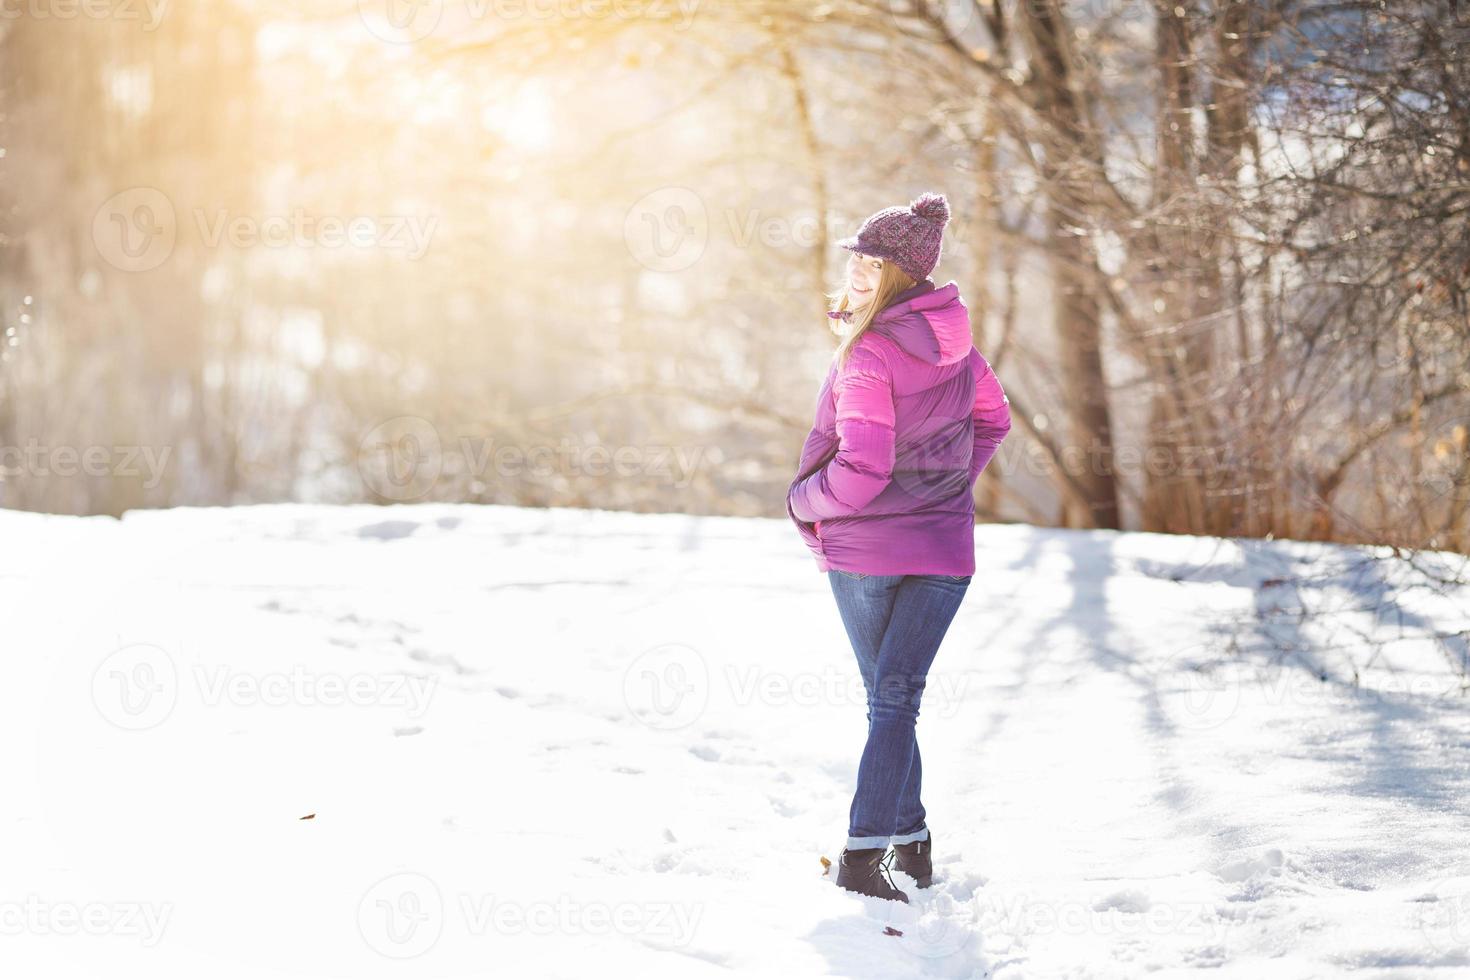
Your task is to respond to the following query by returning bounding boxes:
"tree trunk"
[1019,0,1121,528]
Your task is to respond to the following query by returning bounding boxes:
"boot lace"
[878,848,901,894]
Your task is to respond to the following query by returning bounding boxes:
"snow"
[3,502,1470,979]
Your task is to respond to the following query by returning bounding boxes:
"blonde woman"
[786,192,1012,903]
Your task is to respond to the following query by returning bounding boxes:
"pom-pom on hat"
[836,192,951,283]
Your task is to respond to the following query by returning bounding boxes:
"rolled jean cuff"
[845,833,890,850]
[890,827,930,846]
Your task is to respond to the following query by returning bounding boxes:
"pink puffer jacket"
[786,278,1011,575]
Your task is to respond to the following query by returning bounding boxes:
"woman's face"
[846,250,883,309]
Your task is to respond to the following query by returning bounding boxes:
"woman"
[786,192,1012,904]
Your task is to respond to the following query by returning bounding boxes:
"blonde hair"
[827,258,916,371]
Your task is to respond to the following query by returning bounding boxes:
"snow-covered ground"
[4,503,1470,979]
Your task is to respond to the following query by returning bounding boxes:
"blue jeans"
[827,570,971,851]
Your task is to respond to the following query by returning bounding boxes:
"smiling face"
[846,250,884,309]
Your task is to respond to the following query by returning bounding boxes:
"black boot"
[835,846,909,903]
[892,833,933,889]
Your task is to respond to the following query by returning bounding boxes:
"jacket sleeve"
[785,427,828,554]
[786,485,823,557]
[969,353,1012,486]
[788,346,896,523]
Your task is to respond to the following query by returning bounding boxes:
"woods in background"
[0,0,1466,552]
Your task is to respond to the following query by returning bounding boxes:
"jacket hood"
[869,279,972,366]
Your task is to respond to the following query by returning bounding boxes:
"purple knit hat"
[836,191,951,283]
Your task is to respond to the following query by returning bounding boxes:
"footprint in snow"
[1214,847,1285,883]
[357,520,420,541]
[1093,888,1151,913]
[766,795,804,817]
